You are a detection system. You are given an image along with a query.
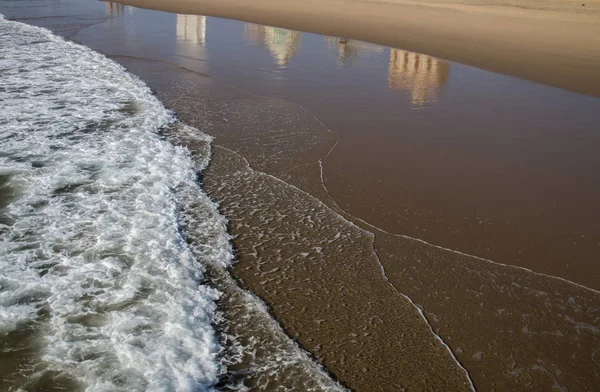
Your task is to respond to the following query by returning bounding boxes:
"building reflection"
[324,37,383,66]
[176,14,206,45]
[104,2,124,16]
[388,49,450,105]
[244,23,301,66]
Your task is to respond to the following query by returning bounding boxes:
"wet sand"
[117,57,473,390]
[114,57,600,391]
[3,1,600,390]
[65,7,600,290]
[117,0,600,97]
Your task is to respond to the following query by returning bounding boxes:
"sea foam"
[0,17,231,391]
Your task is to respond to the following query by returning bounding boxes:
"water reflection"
[141,12,449,106]
[324,37,383,67]
[388,49,450,105]
[176,14,206,45]
[104,2,124,16]
[244,23,301,66]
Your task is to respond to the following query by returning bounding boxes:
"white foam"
[0,18,232,390]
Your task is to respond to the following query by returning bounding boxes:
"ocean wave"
[0,17,231,391]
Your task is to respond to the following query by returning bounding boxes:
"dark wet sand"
[117,57,473,390]
[62,6,600,291]
[116,57,600,391]
[2,1,600,390]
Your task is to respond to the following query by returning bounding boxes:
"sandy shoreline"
[117,0,600,96]
[87,4,599,390]
[3,1,600,390]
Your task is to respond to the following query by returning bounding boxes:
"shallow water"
[116,52,600,392]
[59,2,600,290]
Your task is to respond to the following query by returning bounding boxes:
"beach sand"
[117,0,600,96]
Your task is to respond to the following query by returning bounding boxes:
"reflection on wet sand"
[324,37,383,66]
[176,14,206,45]
[244,23,301,66]
[388,49,450,104]
[103,2,124,16]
